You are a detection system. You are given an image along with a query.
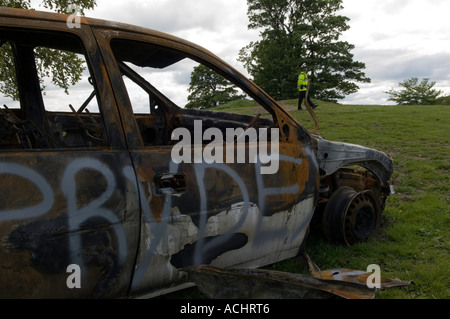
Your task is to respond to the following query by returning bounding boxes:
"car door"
[0,16,140,298]
[93,28,319,297]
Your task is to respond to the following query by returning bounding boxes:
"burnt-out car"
[0,8,393,298]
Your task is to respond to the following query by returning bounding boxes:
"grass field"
[167,99,450,299]
[270,100,449,299]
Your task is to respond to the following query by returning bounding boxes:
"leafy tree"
[186,65,245,109]
[238,0,370,102]
[0,0,97,100]
[436,95,450,105]
[385,78,443,105]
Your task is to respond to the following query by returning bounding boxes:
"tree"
[238,0,370,102]
[436,95,450,105]
[385,78,443,105]
[0,0,97,100]
[186,65,245,109]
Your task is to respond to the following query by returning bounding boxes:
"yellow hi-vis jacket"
[298,71,309,92]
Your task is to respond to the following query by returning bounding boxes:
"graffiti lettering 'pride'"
[171,120,280,175]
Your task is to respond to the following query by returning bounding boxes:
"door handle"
[155,173,186,195]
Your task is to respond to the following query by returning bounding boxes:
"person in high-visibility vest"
[297,66,318,110]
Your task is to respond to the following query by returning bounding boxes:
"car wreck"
[0,8,396,298]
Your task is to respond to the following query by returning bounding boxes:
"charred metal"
[0,7,395,298]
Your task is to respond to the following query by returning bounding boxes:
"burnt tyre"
[322,186,381,246]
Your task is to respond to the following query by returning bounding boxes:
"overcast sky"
[31,0,450,105]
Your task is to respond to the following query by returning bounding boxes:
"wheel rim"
[342,190,381,246]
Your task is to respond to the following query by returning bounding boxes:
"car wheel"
[322,186,381,246]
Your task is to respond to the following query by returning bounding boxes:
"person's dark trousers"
[298,91,316,110]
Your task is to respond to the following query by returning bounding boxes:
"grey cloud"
[380,0,411,15]
[354,48,450,82]
[342,48,450,104]
[90,0,235,34]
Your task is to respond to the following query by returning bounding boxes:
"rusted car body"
[0,8,393,298]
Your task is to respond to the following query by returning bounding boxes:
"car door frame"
[92,26,320,296]
[0,14,141,298]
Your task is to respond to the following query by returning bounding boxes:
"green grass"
[166,99,450,299]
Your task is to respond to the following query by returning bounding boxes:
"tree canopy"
[385,77,444,105]
[238,0,370,102]
[0,0,96,14]
[0,0,97,100]
[186,65,245,109]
